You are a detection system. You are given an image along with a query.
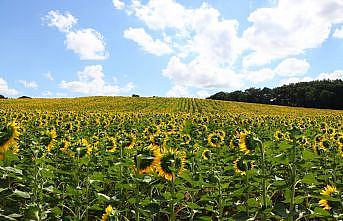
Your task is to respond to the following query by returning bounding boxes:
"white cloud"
[279,70,343,86]
[316,70,343,80]
[19,80,38,89]
[44,71,54,81]
[123,27,173,56]
[244,58,310,83]
[163,56,244,89]
[243,68,275,83]
[44,10,77,32]
[128,0,189,30]
[120,0,343,95]
[59,65,134,95]
[242,0,343,67]
[279,76,313,86]
[44,11,108,60]
[113,0,125,10]
[0,77,19,96]
[195,90,211,98]
[166,84,190,97]
[333,26,343,38]
[65,29,108,60]
[123,1,245,93]
[274,58,310,76]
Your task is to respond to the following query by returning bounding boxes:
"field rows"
[0,97,342,220]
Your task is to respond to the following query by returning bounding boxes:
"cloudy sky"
[1,0,343,98]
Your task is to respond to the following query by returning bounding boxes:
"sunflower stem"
[170,161,176,221]
[257,139,267,219]
[245,170,250,217]
[288,136,297,221]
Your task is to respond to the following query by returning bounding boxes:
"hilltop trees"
[208,79,343,109]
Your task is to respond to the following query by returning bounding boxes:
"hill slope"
[1,96,342,116]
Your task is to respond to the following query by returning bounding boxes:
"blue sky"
[0,0,343,98]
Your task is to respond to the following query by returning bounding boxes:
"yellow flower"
[318,184,338,211]
[202,149,211,160]
[273,130,283,141]
[239,131,256,155]
[318,199,331,210]
[134,145,161,174]
[320,185,337,196]
[234,157,255,175]
[101,205,113,221]
[207,132,224,148]
[47,129,57,152]
[157,148,186,181]
[0,121,20,160]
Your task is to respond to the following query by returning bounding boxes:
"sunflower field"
[0,97,342,220]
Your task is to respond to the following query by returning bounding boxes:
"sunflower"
[157,148,186,181]
[229,138,239,150]
[103,136,117,153]
[149,132,168,147]
[234,157,255,175]
[101,205,113,221]
[297,136,310,148]
[134,145,161,174]
[0,121,20,159]
[181,134,191,145]
[123,133,136,149]
[318,185,338,210]
[239,131,256,154]
[207,132,224,148]
[202,149,211,160]
[273,130,284,141]
[319,138,331,151]
[47,129,57,152]
[59,140,70,154]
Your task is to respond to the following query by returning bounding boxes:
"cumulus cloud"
[274,58,310,77]
[59,65,134,95]
[244,58,310,83]
[65,29,108,60]
[123,27,173,56]
[113,0,125,10]
[279,76,314,86]
[166,84,190,97]
[279,70,343,86]
[0,77,19,96]
[44,10,77,32]
[163,56,244,89]
[242,0,343,67]
[44,10,108,60]
[117,0,343,95]
[122,1,245,95]
[333,26,343,38]
[19,80,38,89]
[316,70,343,80]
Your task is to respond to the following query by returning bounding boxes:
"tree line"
[207,79,343,110]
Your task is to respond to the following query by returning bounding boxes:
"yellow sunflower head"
[157,148,186,181]
[103,136,117,153]
[273,130,284,141]
[134,145,161,174]
[320,184,337,196]
[202,149,211,160]
[229,138,239,150]
[239,131,256,154]
[47,128,57,152]
[207,132,224,148]
[101,205,114,221]
[318,184,338,211]
[0,121,20,157]
[234,157,255,175]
